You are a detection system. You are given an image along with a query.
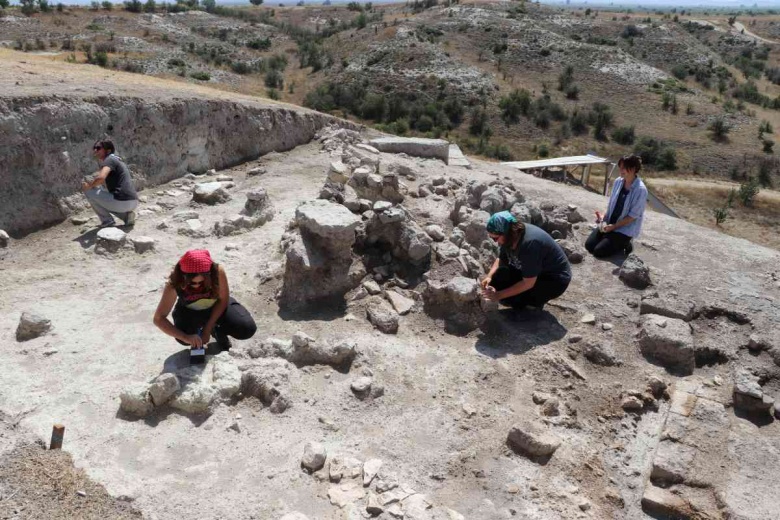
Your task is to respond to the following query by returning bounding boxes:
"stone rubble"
[16,312,52,342]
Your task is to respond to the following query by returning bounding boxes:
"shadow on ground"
[475,308,567,358]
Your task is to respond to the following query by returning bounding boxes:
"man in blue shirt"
[585,155,648,257]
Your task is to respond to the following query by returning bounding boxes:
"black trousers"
[585,228,632,258]
[172,297,257,345]
[490,266,570,309]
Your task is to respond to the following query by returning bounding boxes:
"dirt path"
[732,21,780,45]
[647,177,780,203]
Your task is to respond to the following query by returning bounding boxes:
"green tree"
[102,0,113,9]
[708,116,730,141]
[0,0,9,9]
[38,0,51,12]
[124,0,142,11]
[20,0,37,15]
[738,178,760,207]
[249,0,264,4]
[144,0,156,12]
[202,0,214,11]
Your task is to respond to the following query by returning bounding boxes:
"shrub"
[565,84,579,100]
[708,117,730,140]
[537,143,549,158]
[763,139,775,154]
[190,71,211,81]
[570,109,589,135]
[621,24,642,38]
[498,88,531,123]
[634,137,676,170]
[266,88,280,100]
[611,126,635,145]
[671,64,688,80]
[469,107,490,136]
[101,0,112,8]
[759,120,773,138]
[713,205,729,226]
[167,57,186,68]
[360,93,387,121]
[539,48,551,57]
[558,66,574,92]
[231,61,251,75]
[124,0,142,12]
[264,68,283,87]
[589,103,613,141]
[738,178,760,207]
[757,158,775,186]
[247,37,272,51]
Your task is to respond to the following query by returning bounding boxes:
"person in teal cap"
[480,211,572,309]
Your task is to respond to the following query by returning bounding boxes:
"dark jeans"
[585,228,632,258]
[172,297,257,345]
[490,266,570,309]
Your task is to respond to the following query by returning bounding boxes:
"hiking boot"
[97,219,116,228]
[624,241,634,255]
[122,210,136,227]
[215,329,232,351]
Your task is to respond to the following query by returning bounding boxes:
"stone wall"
[0,96,353,236]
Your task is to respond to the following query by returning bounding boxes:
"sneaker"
[624,241,634,255]
[215,329,232,351]
[122,211,136,227]
[97,219,117,228]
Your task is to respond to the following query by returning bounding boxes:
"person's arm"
[604,216,635,232]
[81,166,111,192]
[201,266,230,343]
[490,276,537,300]
[480,257,500,289]
[153,284,202,348]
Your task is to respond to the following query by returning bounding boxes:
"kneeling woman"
[481,212,571,309]
[153,250,257,350]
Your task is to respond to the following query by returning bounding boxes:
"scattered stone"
[363,458,383,487]
[568,334,583,344]
[556,239,584,264]
[507,421,562,459]
[148,373,180,407]
[642,485,691,518]
[580,314,596,325]
[301,442,327,473]
[69,216,90,225]
[602,323,614,331]
[733,368,775,416]
[650,440,695,484]
[329,456,363,483]
[647,376,668,398]
[249,335,358,369]
[216,174,233,182]
[638,314,695,375]
[424,224,446,242]
[328,481,366,508]
[95,227,127,254]
[746,334,772,352]
[621,395,644,412]
[16,312,52,342]
[366,493,384,515]
[367,298,400,334]
[351,376,373,399]
[193,182,231,205]
[130,236,155,254]
[178,219,207,238]
[247,166,266,176]
[279,513,309,520]
[172,210,199,222]
[119,382,153,417]
[540,397,560,417]
[640,293,697,321]
[385,290,414,316]
[582,341,620,366]
[619,254,652,289]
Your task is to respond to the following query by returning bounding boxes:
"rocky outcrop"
[0,96,354,236]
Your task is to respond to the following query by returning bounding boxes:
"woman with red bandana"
[153,250,257,350]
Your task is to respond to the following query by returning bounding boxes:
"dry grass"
[0,442,141,520]
[649,179,780,250]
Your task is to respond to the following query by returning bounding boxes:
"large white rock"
[301,441,327,472]
[148,373,180,406]
[369,137,450,163]
[295,200,361,245]
[0,229,9,248]
[193,182,231,205]
[96,227,127,254]
[119,382,154,417]
[16,312,52,341]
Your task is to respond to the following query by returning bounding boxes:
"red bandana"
[179,250,213,274]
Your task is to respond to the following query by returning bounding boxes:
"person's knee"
[584,239,596,254]
[229,319,257,340]
[592,243,613,258]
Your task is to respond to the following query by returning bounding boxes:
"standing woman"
[153,250,257,351]
[585,154,648,258]
[480,211,572,310]
[81,139,139,227]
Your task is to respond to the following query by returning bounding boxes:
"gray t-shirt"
[102,154,138,201]
[499,224,572,283]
